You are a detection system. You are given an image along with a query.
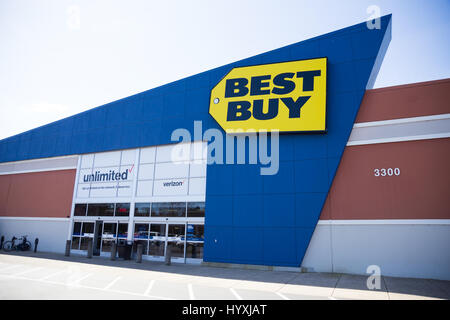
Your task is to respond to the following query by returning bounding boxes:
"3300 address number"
[374,168,400,177]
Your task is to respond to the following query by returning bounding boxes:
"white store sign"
[75,142,207,201]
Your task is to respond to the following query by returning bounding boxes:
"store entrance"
[71,220,129,255]
[71,220,204,262]
[133,222,204,262]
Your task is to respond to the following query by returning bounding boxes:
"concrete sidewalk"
[0,251,448,300]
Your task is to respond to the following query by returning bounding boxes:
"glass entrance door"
[133,221,203,262]
[166,224,185,261]
[101,222,117,253]
[148,223,166,257]
[185,224,204,261]
[71,220,128,255]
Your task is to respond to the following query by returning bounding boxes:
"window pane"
[186,243,204,259]
[133,240,149,256]
[134,223,149,239]
[149,224,165,257]
[151,202,186,217]
[150,224,166,239]
[71,237,80,250]
[167,224,185,258]
[74,204,87,216]
[118,223,128,239]
[187,202,205,217]
[73,222,82,236]
[102,223,117,238]
[115,203,130,216]
[148,240,165,257]
[81,222,94,236]
[101,240,114,253]
[186,224,204,241]
[87,203,114,216]
[80,238,90,250]
[186,225,204,259]
[134,203,150,217]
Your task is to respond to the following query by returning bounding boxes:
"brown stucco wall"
[320,137,450,220]
[0,169,76,218]
[355,78,450,123]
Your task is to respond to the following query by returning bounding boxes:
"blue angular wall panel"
[233,195,264,227]
[295,227,316,262]
[231,227,264,264]
[262,161,295,194]
[277,135,295,161]
[263,194,296,228]
[205,195,233,227]
[293,135,327,160]
[206,164,233,196]
[294,159,329,193]
[295,193,328,228]
[263,228,297,266]
[0,16,392,268]
[204,226,232,262]
[233,164,263,195]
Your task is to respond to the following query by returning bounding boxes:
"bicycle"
[2,235,32,252]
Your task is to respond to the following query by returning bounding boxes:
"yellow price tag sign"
[209,58,327,133]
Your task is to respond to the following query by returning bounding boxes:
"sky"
[0,0,449,140]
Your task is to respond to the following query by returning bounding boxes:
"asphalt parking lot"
[0,251,449,300]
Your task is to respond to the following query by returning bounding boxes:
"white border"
[0,154,78,166]
[346,133,450,146]
[318,219,450,226]
[0,217,70,222]
[353,113,450,128]
[0,166,77,175]
[347,113,450,146]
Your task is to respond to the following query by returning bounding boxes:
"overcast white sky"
[0,0,449,140]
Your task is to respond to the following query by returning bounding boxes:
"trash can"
[117,240,132,260]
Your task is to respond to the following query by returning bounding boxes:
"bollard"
[65,240,71,256]
[34,238,39,253]
[165,244,172,266]
[87,238,93,259]
[110,242,117,261]
[136,244,143,263]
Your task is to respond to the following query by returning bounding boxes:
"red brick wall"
[321,138,450,220]
[0,169,76,218]
[355,78,450,123]
[320,79,450,220]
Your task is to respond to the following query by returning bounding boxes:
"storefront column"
[67,155,82,241]
[126,148,140,243]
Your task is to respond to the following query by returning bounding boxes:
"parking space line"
[103,276,122,290]
[275,292,290,300]
[39,269,67,281]
[229,288,243,300]
[188,283,195,300]
[13,267,43,277]
[144,280,155,296]
[2,272,172,300]
[69,273,93,286]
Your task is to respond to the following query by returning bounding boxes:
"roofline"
[367,78,450,93]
